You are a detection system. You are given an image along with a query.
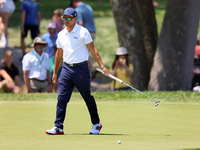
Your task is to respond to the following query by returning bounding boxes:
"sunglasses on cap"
[62,17,75,21]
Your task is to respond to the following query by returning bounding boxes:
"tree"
[110,0,158,90]
[148,0,200,91]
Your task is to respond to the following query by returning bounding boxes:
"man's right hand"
[52,74,58,84]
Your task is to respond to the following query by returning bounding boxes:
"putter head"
[154,101,160,108]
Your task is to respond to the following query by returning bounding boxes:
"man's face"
[35,43,45,52]
[5,55,12,64]
[62,15,77,27]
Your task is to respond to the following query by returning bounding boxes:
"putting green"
[0,100,200,150]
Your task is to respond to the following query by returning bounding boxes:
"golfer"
[46,7,109,135]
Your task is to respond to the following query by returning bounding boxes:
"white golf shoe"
[46,127,64,135]
[89,123,102,134]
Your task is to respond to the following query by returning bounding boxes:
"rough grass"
[1,91,200,104]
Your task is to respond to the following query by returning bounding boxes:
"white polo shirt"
[56,23,93,63]
[22,49,49,80]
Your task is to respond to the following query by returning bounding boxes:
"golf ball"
[118,140,121,144]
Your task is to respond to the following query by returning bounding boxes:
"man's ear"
[74,17,77,21]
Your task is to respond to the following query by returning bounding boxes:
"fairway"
[0,97,200,150]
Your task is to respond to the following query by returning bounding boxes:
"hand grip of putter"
[95,67,123,83]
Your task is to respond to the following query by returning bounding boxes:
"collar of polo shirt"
[65,23,78,33]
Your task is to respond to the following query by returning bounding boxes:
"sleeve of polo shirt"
[56,35,62,48]
[84,29,93,44]
[22,54,30,71]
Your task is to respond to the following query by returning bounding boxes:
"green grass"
[0,91,200,150]
[1,2,200,148]
[154,0,167,35]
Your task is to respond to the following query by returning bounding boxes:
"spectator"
[70,0,96,37]
[0,69,15,93]
[0,50,20,93]
[153,1,159,7]
[192,55,200,91]
[42,22,58,58]
[42,22,61,82]
[70,0,97,78]
[22,37,52,93]
[21,0,41,56]
[192,35,200,91]
[197,35,200,45]
[0,0,16,48]
[48,44,62,81]
[52,9,64,33]
[195,36,200,56]
[110,47,133,91]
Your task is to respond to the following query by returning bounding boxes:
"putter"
[95,67,160,108]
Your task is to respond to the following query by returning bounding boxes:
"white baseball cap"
[47,22,56,29]
[116,47,129,55]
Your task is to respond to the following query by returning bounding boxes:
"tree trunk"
[148,0,200,91]
[135,0,158,71]
[110,0,157,90]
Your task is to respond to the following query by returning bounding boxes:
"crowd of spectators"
[1,0,199,93]
[0,0,100,93]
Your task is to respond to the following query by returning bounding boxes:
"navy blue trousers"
[54,62,100,129]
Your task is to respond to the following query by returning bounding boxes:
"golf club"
[95,67,160,108]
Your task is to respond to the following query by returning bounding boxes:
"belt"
[65,61,88,67]
[30,78,47,82]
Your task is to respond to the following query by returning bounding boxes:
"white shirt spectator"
[56,23,93,64]
[22,49,49,80]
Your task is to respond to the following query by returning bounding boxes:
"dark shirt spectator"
[0,50,20,93]
[0,62,19,81]
[21,0,41,56]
